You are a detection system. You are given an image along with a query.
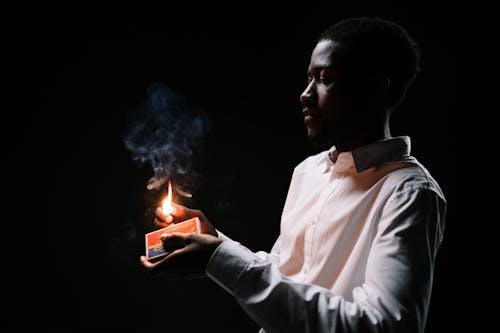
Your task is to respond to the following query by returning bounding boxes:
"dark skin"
[140,39,392,276]
[302,40,391,152]
[139,203,222,277]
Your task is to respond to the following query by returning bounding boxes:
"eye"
[320,76,334,85]
[320,69,337,86]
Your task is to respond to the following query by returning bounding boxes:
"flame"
[162,181,173,215]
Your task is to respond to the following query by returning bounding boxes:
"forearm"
[215,229,280,264]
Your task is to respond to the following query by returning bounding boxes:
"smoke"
[123,82,211,196]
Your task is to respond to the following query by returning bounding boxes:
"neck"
[334,117,391,153]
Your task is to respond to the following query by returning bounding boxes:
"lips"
[303,108,321,119]
[303,108,322,128]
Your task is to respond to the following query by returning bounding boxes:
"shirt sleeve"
[206,187,446,333]
[215,229,282,264]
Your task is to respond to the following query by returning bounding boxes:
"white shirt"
[207,136,446,333]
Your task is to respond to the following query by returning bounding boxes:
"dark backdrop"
[8,4,461,333]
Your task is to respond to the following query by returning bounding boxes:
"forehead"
[309,40,342,69]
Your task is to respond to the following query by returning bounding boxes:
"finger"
[140,256,158,269]
[160,232,188,249]
[171,203,203,220]
[169,203,185,218]
[140,253,186,273]
[173,203,200,219]
[155,207,167,220]
[154,218,167,228]
[140,247,188,275]
[154,217,173,229]
[160,246,188,267]
[140,255,172,275]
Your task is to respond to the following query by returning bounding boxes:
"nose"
[300,80,315,106]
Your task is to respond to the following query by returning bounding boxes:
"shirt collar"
[326,136,411,174]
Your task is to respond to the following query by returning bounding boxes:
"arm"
[140,203,281,276]
[206,188,446,333]
[216,229,282,265]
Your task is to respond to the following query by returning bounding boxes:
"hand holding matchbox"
[145,180,205,260]
[145,217,202,260]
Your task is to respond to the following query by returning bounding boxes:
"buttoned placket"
[302,212,318,275]
[301,153,353,278]
[301,176,345,278]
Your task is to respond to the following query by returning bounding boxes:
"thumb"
[160,232,188,250]
[170,203,202,220]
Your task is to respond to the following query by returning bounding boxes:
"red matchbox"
[145,217,202,260]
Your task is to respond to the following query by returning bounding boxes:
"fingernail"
[160,233,170,240]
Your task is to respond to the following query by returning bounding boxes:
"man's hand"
[140,232,222,278]
[154,203,217,237]
[141,203,222,277]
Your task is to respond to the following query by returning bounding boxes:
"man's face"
[300,40,355,147]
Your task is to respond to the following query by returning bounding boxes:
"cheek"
[318,91,342,116]
[319,93,353,131]
[317,85,341,105]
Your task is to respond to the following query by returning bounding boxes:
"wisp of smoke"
[123,82,211,195]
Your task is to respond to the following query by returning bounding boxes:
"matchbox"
[145,217,202,260]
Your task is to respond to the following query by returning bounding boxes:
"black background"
[7,3,463,332]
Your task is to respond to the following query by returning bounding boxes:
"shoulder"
[382,158,446,204]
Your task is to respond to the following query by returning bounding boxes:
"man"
[140,17,447,333]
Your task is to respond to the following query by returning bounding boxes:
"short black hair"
[318,17,421,109]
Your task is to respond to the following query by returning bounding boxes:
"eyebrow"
[307,66,341,76]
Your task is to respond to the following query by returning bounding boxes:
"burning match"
[144,180,201,260]
[162,181,174,215]
[147,177,193,198]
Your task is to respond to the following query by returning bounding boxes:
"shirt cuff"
[215,229,232,242]
[206,240,257,295]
